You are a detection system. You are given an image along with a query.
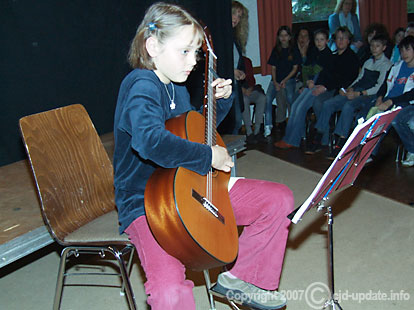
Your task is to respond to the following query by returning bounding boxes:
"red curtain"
[257,0,292,76]
[358,0,407,38]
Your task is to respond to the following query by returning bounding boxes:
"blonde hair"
[232,1,249,53]
[334,0,357,15]
[128,2,204,69]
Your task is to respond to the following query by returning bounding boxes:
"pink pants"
[125,178,294,310]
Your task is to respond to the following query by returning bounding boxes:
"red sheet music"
[291,107,402,224]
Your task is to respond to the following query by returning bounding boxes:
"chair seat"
[63,210,129,244]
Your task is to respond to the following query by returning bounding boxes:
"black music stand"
[288,107,401,310]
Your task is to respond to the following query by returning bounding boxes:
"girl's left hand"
[212,78,233,99]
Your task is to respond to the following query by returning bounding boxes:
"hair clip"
[147,22,157,31]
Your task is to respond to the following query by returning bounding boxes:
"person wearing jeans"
[264,26,300,137]
[392,105,414,166]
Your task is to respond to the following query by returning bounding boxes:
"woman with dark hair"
[356,22,392,66]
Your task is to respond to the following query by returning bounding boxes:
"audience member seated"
[357,23,392,67]
[241,56,266,144]
[306,34,392,158]
[365,36,414,161]
[328,0,363,52]
[264,26,300,137]
[274,28,334,149]
[405,22,414,38]
[294,27,313,94]
[392,105,414,167]
[390,27,405,64]
[299,26,360,152]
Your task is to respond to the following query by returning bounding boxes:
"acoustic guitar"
[144,29,239,271]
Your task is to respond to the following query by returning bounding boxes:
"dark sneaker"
[254,133,267,143]
[326,145,341,160]
[246,134,258,144]
[305,142,322,155]
[211,273,287,310]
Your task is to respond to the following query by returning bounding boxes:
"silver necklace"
[163,83,176,110]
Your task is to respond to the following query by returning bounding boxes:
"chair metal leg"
[120,245,135,294]
[203,270,216,310]
[109,245,137,310]
[396,144,405,162]
[53,247,71,310]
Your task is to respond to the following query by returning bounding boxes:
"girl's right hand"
[211,145,234,172]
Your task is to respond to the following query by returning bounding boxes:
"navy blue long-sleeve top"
[113,69,233,233]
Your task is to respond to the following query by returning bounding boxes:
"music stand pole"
[320,205,343,310]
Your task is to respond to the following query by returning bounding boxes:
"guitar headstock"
[202,26,216,60]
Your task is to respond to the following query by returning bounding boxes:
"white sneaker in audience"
[401,152,414,167]
[264,125,272,137]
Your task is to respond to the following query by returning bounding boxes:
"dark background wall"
[0,0,233,166]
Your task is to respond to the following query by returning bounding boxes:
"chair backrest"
[19,104,115,243]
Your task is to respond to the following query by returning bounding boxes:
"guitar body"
[144,111,238,270]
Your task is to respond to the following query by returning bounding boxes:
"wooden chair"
[19,104,137,310]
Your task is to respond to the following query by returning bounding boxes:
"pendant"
[170,100,176,110]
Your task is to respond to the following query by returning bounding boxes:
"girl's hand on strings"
[212,78,233,99]
[211,145,234,172]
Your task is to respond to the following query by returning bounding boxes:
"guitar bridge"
[192,189,225,224]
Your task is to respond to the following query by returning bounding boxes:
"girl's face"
[232,8,242,28]
[150,25,200,84]
[314,33,328,51]
[395,31,405,45]
[400,45,414,67]
[279,30,291,47]
[342,0,353,15]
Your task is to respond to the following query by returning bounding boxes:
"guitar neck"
[204,34,218,148]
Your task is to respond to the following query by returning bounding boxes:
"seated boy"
[368,35,414,161]
[306,34,392,158]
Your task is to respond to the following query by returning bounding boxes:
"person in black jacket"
[305,26,360,153]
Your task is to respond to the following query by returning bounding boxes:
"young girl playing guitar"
[113,2,294,309]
